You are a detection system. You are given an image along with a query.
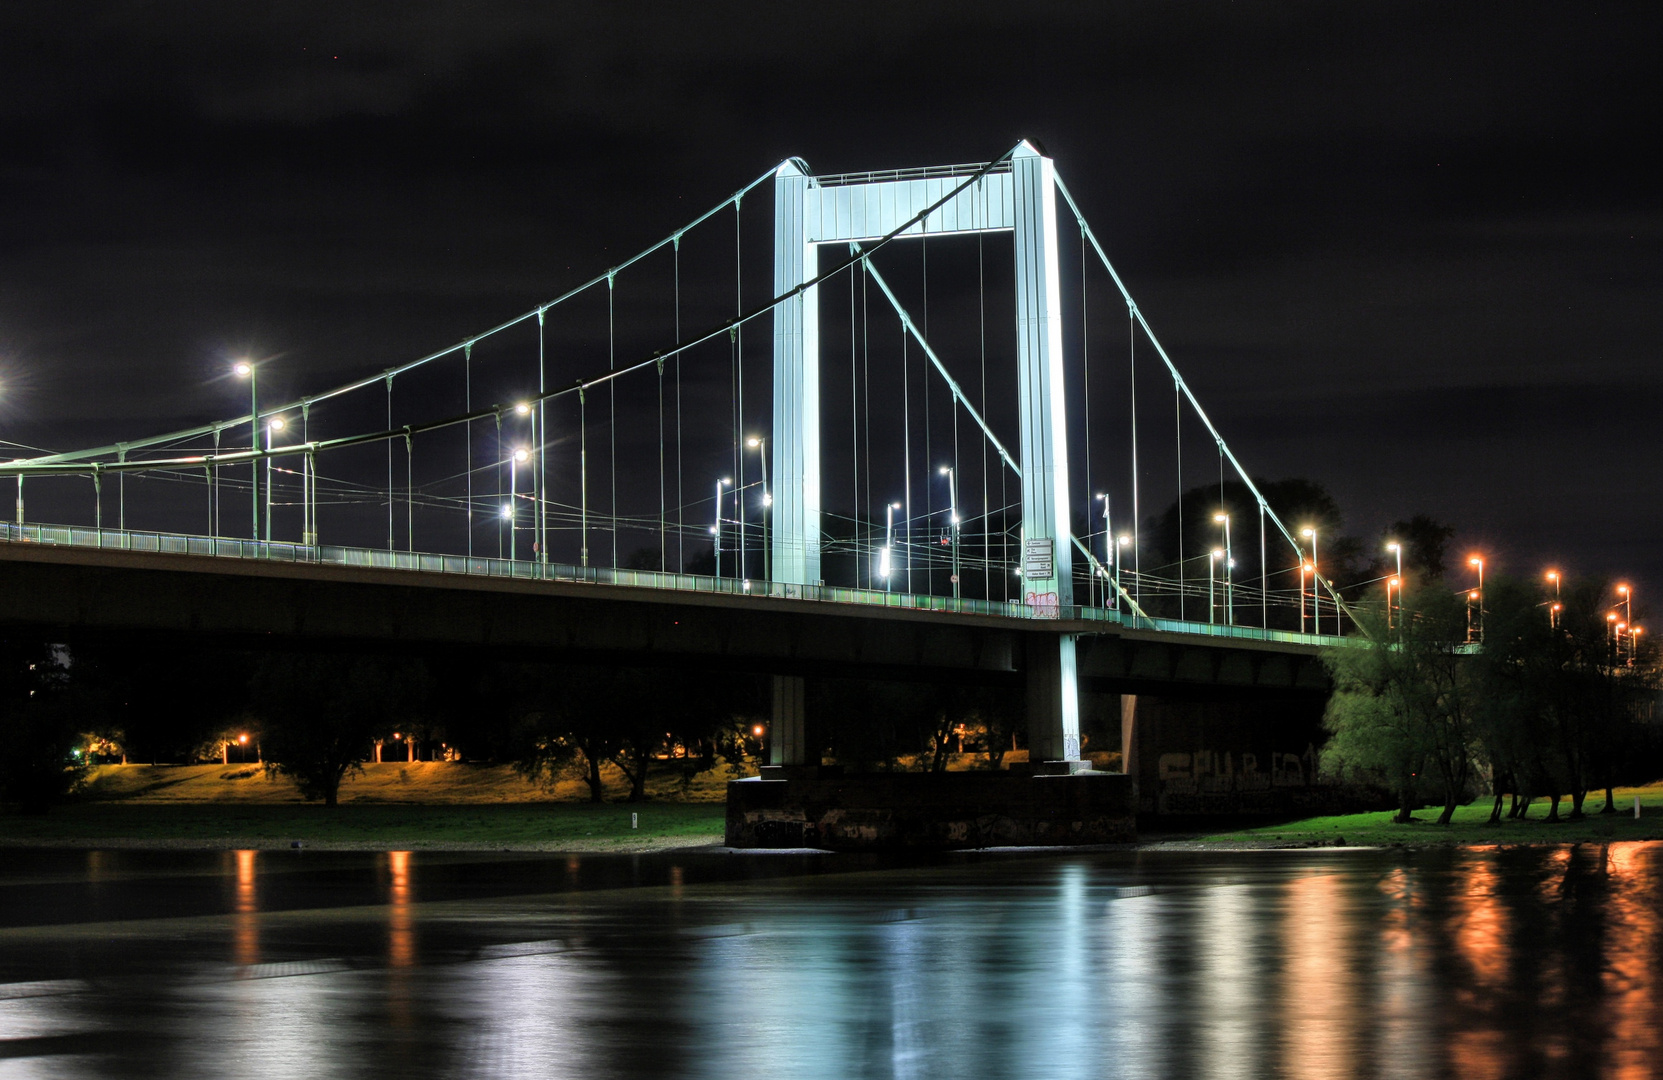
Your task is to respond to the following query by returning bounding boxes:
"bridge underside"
[0,544,1331,696]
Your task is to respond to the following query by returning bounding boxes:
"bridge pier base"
[1024,633,1087,770]
[768,674,808,766]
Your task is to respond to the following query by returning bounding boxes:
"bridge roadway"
[0,523,1338,763]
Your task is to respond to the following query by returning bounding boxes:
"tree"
[1378,515,1457,581]
[1321,589,1477,823]
[253,652,431,807]
[0,638,89,813]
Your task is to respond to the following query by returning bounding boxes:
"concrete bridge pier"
[1024,632,1089,771]
[768,674,808,766]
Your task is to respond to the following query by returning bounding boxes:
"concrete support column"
[1026,634,1082,763]
[769,673,807,766]
[1119,694,1139,780]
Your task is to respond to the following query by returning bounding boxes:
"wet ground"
[1,843,1660,1078]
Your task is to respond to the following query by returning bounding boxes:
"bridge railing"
[1,520,1349,646]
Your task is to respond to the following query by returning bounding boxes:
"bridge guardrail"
[1,520,1347,646]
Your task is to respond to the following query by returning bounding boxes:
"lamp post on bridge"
[264,416,285,544]
[712,478,731,580]
[881,501,901,592]
[1209,549,1223,625]
[506,447,530,562]
[939,465,959,601]
[515,402,543,566]
[1214,512,1233,625]
[1302,527,1321,636]
[1386,541,1403,629]
[747,436,769,583]
[1115,535,1129,612]
[1469,555,1485,643]
[233,361,258,541]
[1096,494,1111,610]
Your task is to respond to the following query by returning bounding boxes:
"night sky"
[0,2,1658,604]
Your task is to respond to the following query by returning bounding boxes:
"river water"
[1,843,1660,1079]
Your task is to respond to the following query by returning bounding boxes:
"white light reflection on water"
[2,846,1663,1079]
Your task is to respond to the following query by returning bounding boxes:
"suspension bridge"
[0,140,1356,773]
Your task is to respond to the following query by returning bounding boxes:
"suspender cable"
[979,234,991,602]
[850,264,860,588]
[579,387,588,567]
[1129,308,1141,607]
[608,271,617,569]
[658,323,666,570]
[1054,173,1360,627]
[921,240,931,592]
[537,307,548,567]
[386,376,395,551]
[732,200,744,580]
[861,258,872,588]
[1080,223,1092,606]
[1260,503,1268,628]
[464,344,473,558]
[1175,381,1185,619]
[674,237,683,573]
[902,322,912,594]
[405,429,414,553]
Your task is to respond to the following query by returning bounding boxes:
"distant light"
[746,437,761,448]
[891,502,902,509]
[500,504,514,519]
[721,477,731,486]
[513,448,530,462]
[752,725,765,737]
[269,416,285,431]
[238,734,248,745]
[1546,570,1559,580]
[939,466,950,475]
[1389,578,1401,587]
[1618,584,1630,594]
[1117,535,1130,546]
[515,402,531,415]
[1213,512,1227,523]
[1387,541,1400,551]
[1212,549,1223,558]
[1469,556,1483,566]
[233,361,252,377]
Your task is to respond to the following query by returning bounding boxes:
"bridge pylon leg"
[769,674,808,767]
[1026,633,1086,769]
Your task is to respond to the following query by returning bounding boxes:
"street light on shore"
[882,501,901,591]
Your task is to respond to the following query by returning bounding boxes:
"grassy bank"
[1196,784,1663,847]
[71,760,748,805]
[0,801,728,851]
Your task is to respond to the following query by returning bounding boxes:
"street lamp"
[1546,569,1560,598]
[1095,494,1112,609]
[514,402,543,564]
[1387,577,1401,630]
[1617,584,1633,627]
[1214,512,1233,625]
[747,437,769,582]
[713,478,731,579]
[1115,535,1130,610]
[1550,602,1563,629]
[264,416,285,543]
[1386,541,1404,629]
[1300,562,1313,635]
[234,360,259,540]
[506,447,530,561]
[1209,549,1223,625]
[881,501,901,591]
[1302,527,1320,635]
[1469,556,1485,642]
[940,466,960,600]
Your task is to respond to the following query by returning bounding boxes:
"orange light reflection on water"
[1603,842,1659,1080]
[233,848,258,968]
[1281,872,1354,1080]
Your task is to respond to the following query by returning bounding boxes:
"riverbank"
[0,802,728,852]
[1185,784,1663,848]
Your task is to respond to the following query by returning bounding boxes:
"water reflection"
[1,845,1662,1078]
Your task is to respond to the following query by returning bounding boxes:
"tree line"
[0,639,1052,813]
[1321,573,1660,823]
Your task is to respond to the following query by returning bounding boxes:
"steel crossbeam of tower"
[770,140,1084,766]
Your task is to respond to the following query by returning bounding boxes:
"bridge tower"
[770,140,1083,770]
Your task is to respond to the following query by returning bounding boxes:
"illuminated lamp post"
[940,466,960,601]
[881,501,901,591]
[1214,512,1233,625]
[747,437,770,582]
[233,361,259,540]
